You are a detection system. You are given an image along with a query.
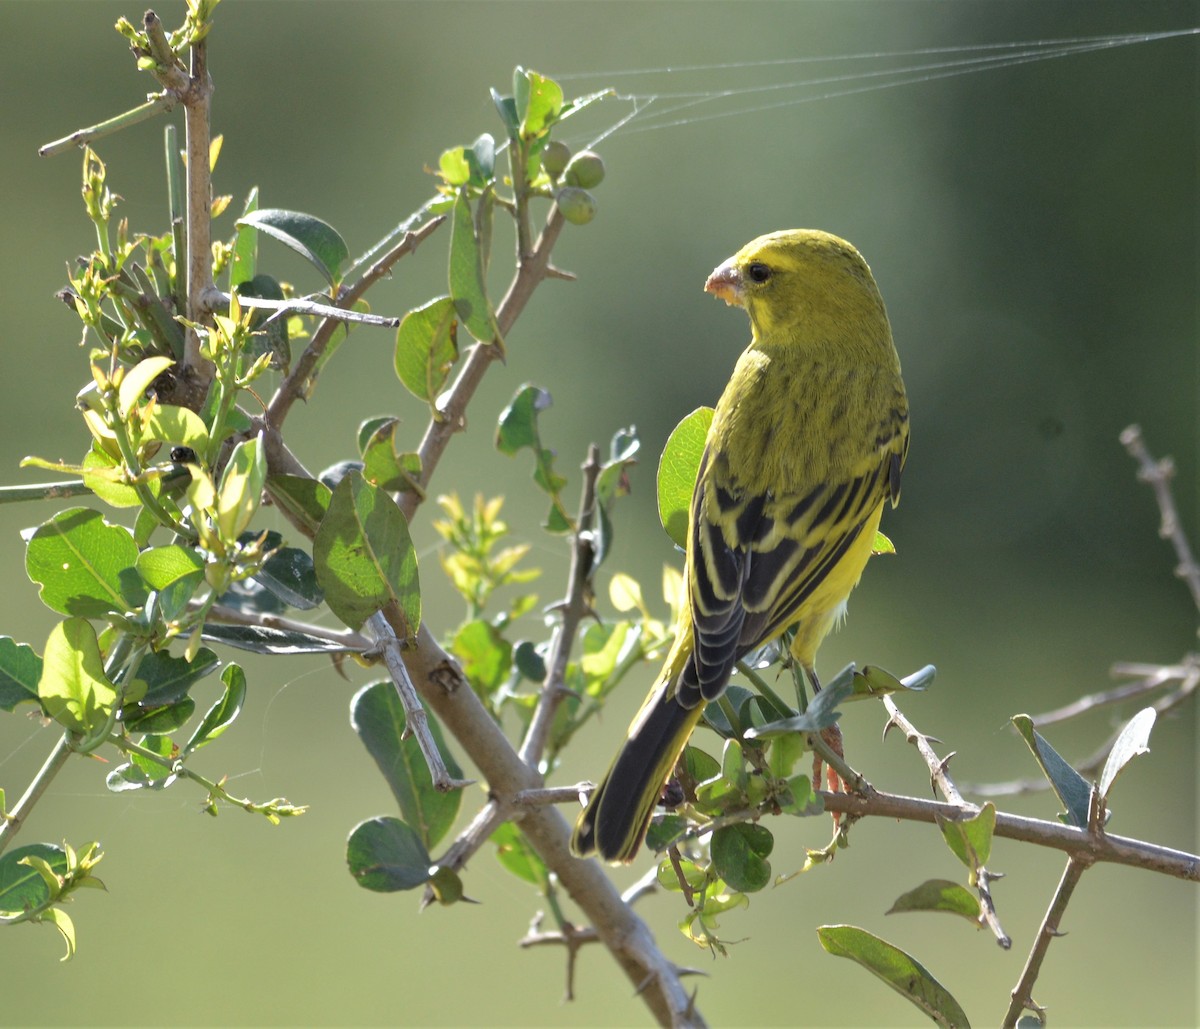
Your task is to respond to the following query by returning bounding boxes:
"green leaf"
[887,879,982,925]
[644,814,689,852]
[350,681,462,849]
[449,192,498,344]
[81,446,140,509]
[132,646,219,707]
[818,925,971,1028]
[358,417,422,494]
[216,434,266,542]
[142,403,211,452]
[743,674,854,738]
[229,186,259,288]
[438,147,471,187]
[1011,714,1092,828]
[235,273,290,369]
[313,472,421,634]
[136,544,205,620]
[495,384,572,532]
[346,816,432,892]
[118,356,175,418]
[0,843,65,916]
[237,208,349,288]
[937,802,996,883]
[849,663,935,700]
[451,620,512,696]
[199,623,354,655]
[0,636,42,711]
[255,547,323,610]
[184,663,246,752]
[41,906,77,962]
[38,618,118,733]
[490,88,520,141]
[122,698,195,735]
[491,821,548,887]
[394,296,459,404]
[515,68,563,137]
[1098,706,1155,803]
[25,507,147,617]
[266,474,331,537]
[657,407,712,548]
[710,823,774,893]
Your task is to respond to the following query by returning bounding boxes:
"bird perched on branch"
[571,229,909,863]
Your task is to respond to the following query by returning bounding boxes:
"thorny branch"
[882,696,1010,948]
[1001,788,1104,1027]
[519,444,601,768]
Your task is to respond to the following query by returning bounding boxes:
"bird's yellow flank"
[571,229,909,863]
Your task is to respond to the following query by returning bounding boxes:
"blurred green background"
[1,2,1196,1026]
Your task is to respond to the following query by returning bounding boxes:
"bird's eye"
[747,262,771,283]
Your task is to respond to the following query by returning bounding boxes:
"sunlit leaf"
[818,925,971,1028]
[237,208,349,288]
[657,407,712,548]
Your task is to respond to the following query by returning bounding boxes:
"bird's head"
[704,229,890,352]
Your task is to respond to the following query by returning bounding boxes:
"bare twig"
[182,30,216,379]
[370,607,474,792]
[519,913,596,1002]
[1028,657,1196,726]
[264,214,445,428]
[204,604,373,652]
[971,658,1200,798]
[819,787,1198,881]
[222,292,402,327]
[519,445,601,768]
[1121,424,1200,613]
[1001,788,1103,1027]
[38,95,178,157]
[882,696,1011,948]
[513,784,594,807]
[0,735,74,856]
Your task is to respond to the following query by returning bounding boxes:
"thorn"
[881,716,900,741]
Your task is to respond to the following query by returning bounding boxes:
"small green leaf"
[358,418,422,494]
[496,384,572,532]
[184,663,246,752]
[350,681,462,849]
[132,646,219,707]
[818,925,971,1028]
[266,474,331,537]
[937,803,996,885]
[25,507,146,616]
[229,186,259,288]
[216,434,266,542]
[515,68,563,137]
[394,296,459,404]
[887,879,982,925]
[644,814,689,852]
[710,823,774,893]
[438,147,471,187]
[743,674,854,738]
[346,816,432,892]
[118,356,175,418]
[142,403,210,452]
[237,208,349,288]
[136,544,205,620]
[491,821,548,887]
[657,407,712,548]
[122,698,195,735]
[490,88,520,141]
[0,843,65,916]
[449,193,499,344]
[235,273,290,369]
[42,905,78,962]
[255,547,323,610]
[38,618,118,733]
[1011,714,1092,828]
[0,636,42,711]
[1098,707,1155,803]
[313,472,421,634]
[451,620,512,696]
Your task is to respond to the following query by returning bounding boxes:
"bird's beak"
[704,259,742,307]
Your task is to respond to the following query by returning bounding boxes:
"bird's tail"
[570,679,704,863]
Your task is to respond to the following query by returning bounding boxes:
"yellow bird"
[571,229,909,863]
